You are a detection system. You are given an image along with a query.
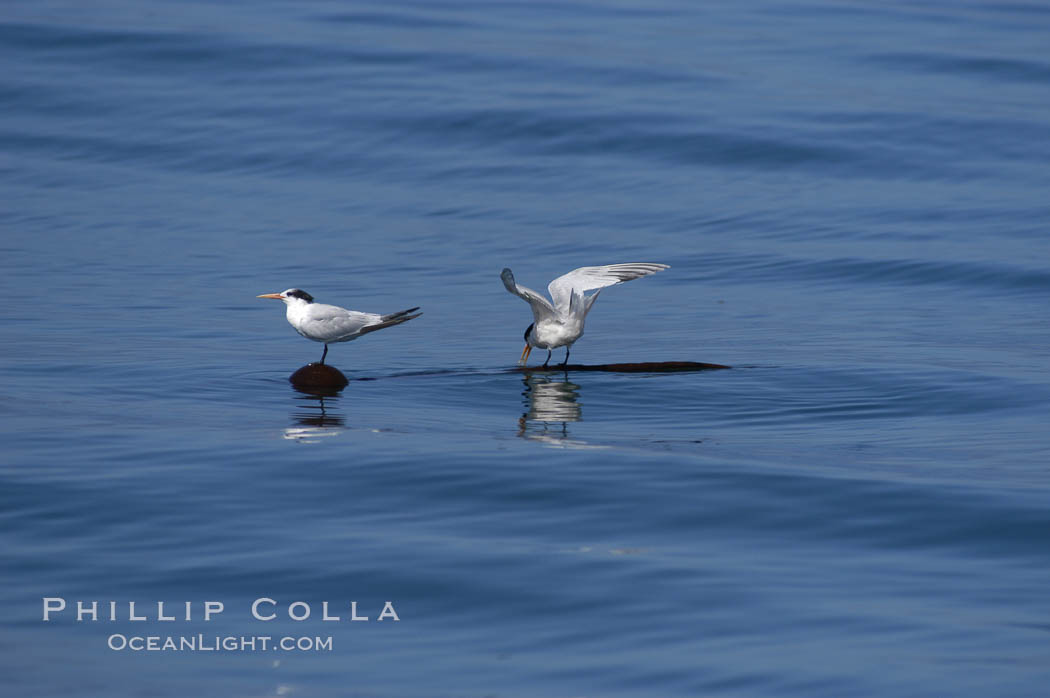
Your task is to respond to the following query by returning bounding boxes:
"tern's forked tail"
[360,307,423,335]
[381,307,421,322]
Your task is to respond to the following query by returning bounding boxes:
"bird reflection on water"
[284,394,345,442]
[518,373,604,449]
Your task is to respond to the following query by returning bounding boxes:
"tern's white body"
[500,263,669,365]
[258,288,421,364]
[283,298,390,344]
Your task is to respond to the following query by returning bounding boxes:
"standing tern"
[500,263,669,367]
[257,288,421,365]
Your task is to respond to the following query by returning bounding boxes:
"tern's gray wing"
[501,268,556,321]
[547,263,670,313]
[307,303,381,341]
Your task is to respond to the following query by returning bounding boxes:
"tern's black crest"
[523,323,534,342]
[287,289,314,302]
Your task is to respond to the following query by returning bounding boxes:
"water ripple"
[695,252,1050,295]
[870,51,1050,85]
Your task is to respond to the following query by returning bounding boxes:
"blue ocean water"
[3,0,1050,696]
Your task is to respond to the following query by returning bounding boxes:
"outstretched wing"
[547,263,669,313]
[501,268,556,321]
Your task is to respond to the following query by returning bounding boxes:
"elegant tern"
[257,288,421,365]
[500,263,669,367]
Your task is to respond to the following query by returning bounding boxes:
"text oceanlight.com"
[107,634,333,652]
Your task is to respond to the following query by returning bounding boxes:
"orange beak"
[519,343,532,365]
[256,293,283,299]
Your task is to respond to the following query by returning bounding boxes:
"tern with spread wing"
[257,288,421,365]
[500,263,669,367]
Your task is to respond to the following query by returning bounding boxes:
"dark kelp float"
[287,359,730,394]
[289,363,350,395]
[516,361,730,373]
